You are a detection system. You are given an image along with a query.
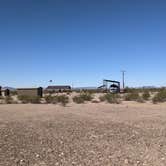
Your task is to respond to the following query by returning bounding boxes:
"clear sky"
[0,0,166,88]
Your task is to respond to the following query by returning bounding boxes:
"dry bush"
[99,93,121,104]
[73,96,85,104]
[152,90,166,104]
[44,95,55,104]
[5,96,14,104]
[0,96,4,100]
[72,92,93,104]
[124,92,140,101]
[44,95,69,106]
[56,95,69,106]
[10,91,17,96]
[142,91,150,100]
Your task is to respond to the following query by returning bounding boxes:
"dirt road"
[0,102,166,166]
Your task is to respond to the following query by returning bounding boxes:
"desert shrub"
[152,90,166,103]
[18,95,41,104]
[44,95,69,106]
[44,95,54,103]
[73,96,85,104]
[99,95,106,102]
[80,93,93,101]
[81,89,100,94]
[66,91,71,95]
[29,96,41,104]
[99,93,121,104]
[18,95,28,103]
[136,96,145,103]
[10,91,17,96]
[56,95,69,106]
[5,96,14,104]
[124,92,140,101]
[142,91,150,100]
[73,92,93,104]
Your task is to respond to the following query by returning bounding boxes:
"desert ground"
[1,102,166,166]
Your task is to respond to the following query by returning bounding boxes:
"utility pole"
[121,70,126,89]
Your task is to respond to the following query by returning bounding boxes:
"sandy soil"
[1,102,166,166]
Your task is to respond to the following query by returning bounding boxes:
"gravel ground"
[0,102,166,166]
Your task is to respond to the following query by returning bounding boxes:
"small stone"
[36,154,40,158]
[47,148,53,153]
[124,159,129,164]
[137,160,140,164]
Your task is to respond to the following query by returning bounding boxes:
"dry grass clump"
[99,93,121,104]
[72,92,93,104]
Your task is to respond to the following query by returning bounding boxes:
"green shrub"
[124,92,140,101]
[99,93,121,104]
[18,95,41,104]
[142,91,150,100]
[152,90,166,103]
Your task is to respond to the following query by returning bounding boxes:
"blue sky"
[0,0,166,88]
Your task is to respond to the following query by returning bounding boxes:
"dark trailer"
[46,85,71,92]
[17,87,43,97]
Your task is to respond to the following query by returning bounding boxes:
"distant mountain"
[2,87,16,91]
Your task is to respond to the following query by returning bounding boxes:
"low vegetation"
[10,91,17,96]
[44,95,55,104]
[124,92,140,101]
[152,89,166,103]
[124,92,145,103]
[73,96,85,104]
[5,96,14,104]
[4,89,166,105]
[142,91,150,100]
[99,93,121,104]
[56,95,69,106]
[18,95,41,104]
[72,92,93,104]
[124,87,161,93]
[44,95,69,106]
